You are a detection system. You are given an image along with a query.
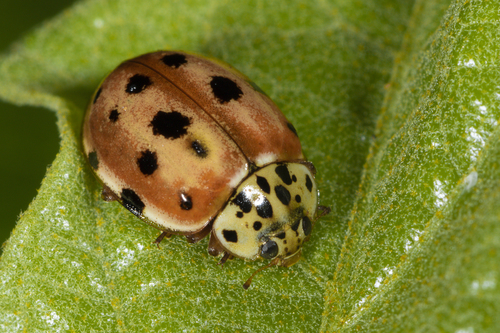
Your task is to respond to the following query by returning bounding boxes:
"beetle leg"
[218,252,233,267]
[154,231,172,248]
[185,222,212,243]
[208,232,225,256]
[315,205,331,219]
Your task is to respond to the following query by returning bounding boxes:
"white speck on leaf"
[113,246,136,270]
[433,179,448,208]
[455,327,474,333]
[94,18,104,28]
[463,171,478,191]
[458,59,475,67]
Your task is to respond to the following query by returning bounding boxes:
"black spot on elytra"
[109,109,120,122]
[88,151,99,170]
[236,211,244,218]
[192,140,208,158]
[93,87,102,104]
[275,164,293,185]
[161,53,187,68]
[256,197,273,219]
[291,218,300,232]
[121,188,145,217]
[256,176,270,194]
[287,122,298,137]
[126,74,152,94]
[180,193,192,210]
[295,195,302,203]
[292,175,297,182]
[276,232,286,239]
[302,216,312,236]
[305,174,313,192]
[223,230,238,243]
[253,221,262,231]
[210,76,243,103]
[150,111,190,139]
[137,150,158,175]
[232,191,252,213]
[275,185,291,206]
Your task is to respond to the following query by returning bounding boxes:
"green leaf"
[322,0,500,331]
[1,0,498,331]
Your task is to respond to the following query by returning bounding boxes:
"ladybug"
[82,51,329,289]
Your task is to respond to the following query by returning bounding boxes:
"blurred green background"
[0,0,77,253]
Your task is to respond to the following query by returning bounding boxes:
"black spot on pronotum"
[256,197,273,219]
[302,216,312,236]
[305,174,313,192]
[121,188,145,217]
[287,122,298,137]
[210,76,243,103]
[109,109,120,122]
[150,111,190,139]
[180,193,192,210]
[295,195,302,203]
[275,185,291,206]
[236,211,244,218]
[260,240,278,259]
[93,87,102,104]
[126,74,152,94]
[256,176,270,194]
[276,232,286,239]
[232,191,252,213]
[275,164,293,185]
[161,53,187,68]
[192,140,208,158]
[223,230,238,243]
[253,221,262,231]
[137,150,158,175]
[88,151,99,170]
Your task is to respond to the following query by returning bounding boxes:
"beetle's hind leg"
[154,231,172,248]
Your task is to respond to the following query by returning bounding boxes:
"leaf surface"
[4,0,497,332]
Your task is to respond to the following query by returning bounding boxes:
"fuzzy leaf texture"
[0,0,498,332]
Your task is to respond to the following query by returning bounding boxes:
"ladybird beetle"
[82,51,329,289]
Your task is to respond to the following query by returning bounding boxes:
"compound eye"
[260,240,279,259]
